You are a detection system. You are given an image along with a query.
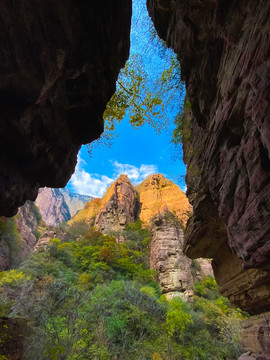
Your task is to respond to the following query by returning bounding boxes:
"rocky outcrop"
[15,201,41,264]
[35,187,92,226]
[0,0,132,217]
[0,201,41,270]
[150,213,194,300]
[72,173,191,231]
[240,312,270,360]
[68,198,102,226]
[34,228,66,252]
[147,0,270,316]
[137,174,191,224]
[94,175,139,234]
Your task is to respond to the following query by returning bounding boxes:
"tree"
[87,0,185,154]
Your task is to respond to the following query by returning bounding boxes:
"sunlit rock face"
[72,173,192,230]
[147,0,270,312]
[137,174,191,224]
[35,188,92,226]
[150,213,194,300]
[0,0,132,217]
[94,175,139,234]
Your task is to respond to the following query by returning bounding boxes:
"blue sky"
[66,1,186,198]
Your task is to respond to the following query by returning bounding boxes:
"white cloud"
[69,156,158,197]
[113,161,158,184]
[70,168,113,197]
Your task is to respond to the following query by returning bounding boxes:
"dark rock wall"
[147,0,270,316]
[0,0,132,216]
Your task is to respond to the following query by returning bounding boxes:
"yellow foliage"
[153,353,163,360]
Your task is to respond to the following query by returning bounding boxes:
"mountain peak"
[137,174,190,224]
[71,173,191,230]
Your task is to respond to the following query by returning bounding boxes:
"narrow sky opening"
[66,0,186,197]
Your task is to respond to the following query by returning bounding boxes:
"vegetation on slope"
[0,221,247,359]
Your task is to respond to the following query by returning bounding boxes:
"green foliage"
[0,269,29,288]
[163,297,193,340]
[0,217,23,265]
[0,227,246,359]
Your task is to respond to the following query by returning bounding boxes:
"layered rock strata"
[0,0,132,216]
[35,187,92,226]
[150,213,194,300]
[94,175,139,234]
[240,312,270,360]
[147,0,270,312]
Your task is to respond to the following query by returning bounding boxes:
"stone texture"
[34,228,65,252]
[15,201,41,263]
[240,312,270,360]
[0,201,41,270]
[137,174,191,224]
[212,242,270,315]
[0,0,132,216]
[192,258,214,281]
[147,0,270,315]
[35,187,92,226]
[94,175,139,234]
[150,213,194,300]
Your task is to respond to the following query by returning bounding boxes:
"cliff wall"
[147,0,270,356]
[94,175,139,234]
[0,0,132,216]
[150,213,194,300]
[147,0,270,311]
[35,187,92,226]
[0,201,41,270]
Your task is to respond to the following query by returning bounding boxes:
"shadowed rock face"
[0,0,132,216]
[147,0,270,314]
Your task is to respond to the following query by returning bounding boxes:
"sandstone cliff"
[0,0,132,216]
[94,175,139,234]
[71,173,191,229]
[35,187,92,226]
[137,174,191,224]
[147,0,270,356]
[150,212,194,300]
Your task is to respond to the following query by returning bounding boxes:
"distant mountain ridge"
[35,188,93,226]
[70,173,191,229]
